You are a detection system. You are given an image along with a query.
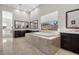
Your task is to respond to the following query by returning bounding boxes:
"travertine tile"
[0,37,77,55]
[1,37,45,55]
[55,49,77,55]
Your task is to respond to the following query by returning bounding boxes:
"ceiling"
[2,4,39,12]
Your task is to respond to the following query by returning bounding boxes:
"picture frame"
[66,8,79,29]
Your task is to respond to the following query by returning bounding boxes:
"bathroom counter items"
[25,32,60,54]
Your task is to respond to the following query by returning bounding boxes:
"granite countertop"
[60,30,79,34]
[14,29,39,31]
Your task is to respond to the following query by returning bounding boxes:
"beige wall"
[0,5,29,21]
[0,4,79,39]
[30,4,79,31]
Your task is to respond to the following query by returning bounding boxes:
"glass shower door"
[2,11,13,38]
[2,11,13,54]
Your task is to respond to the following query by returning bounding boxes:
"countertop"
[60,30,79,34]
[14,29,39,31]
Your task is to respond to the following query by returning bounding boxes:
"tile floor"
[55,49,77,55]
[1,37,77,55]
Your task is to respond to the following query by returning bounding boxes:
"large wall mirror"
[14,20,29,29]
[30,20,38,29]
[66,8,79,29]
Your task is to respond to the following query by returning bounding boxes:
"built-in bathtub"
[25,32,60,54]
[32,32,59,40]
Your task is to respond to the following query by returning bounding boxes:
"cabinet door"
[61,33,79,54]
[14,31,20,37]
[61,35,72,51]
[72,37,79,53]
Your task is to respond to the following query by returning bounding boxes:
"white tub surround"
[31,32,59,40]
[25,32,60,54]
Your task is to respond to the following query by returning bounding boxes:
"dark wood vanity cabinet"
[14,30,39,38]
[61,33,79,54]
[14,30,25,38]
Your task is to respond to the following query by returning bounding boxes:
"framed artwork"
[66,8,79,29]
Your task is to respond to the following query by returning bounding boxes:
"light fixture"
[22,11,27,15]
[3,39,7,43]
[14,4,22,13]
[34,8,39,12]
[14,9,20,13]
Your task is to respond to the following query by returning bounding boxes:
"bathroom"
[0,4,79,55]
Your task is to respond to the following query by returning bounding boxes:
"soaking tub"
[25,32,60,54]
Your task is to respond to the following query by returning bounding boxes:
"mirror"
[30,20,38,29]
[14,20,29,29]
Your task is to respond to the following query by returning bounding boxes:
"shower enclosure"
[2,11,13,38]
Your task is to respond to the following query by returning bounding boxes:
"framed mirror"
[14,20,29,29]
[30,20,38,29]
[66,8,79,29]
